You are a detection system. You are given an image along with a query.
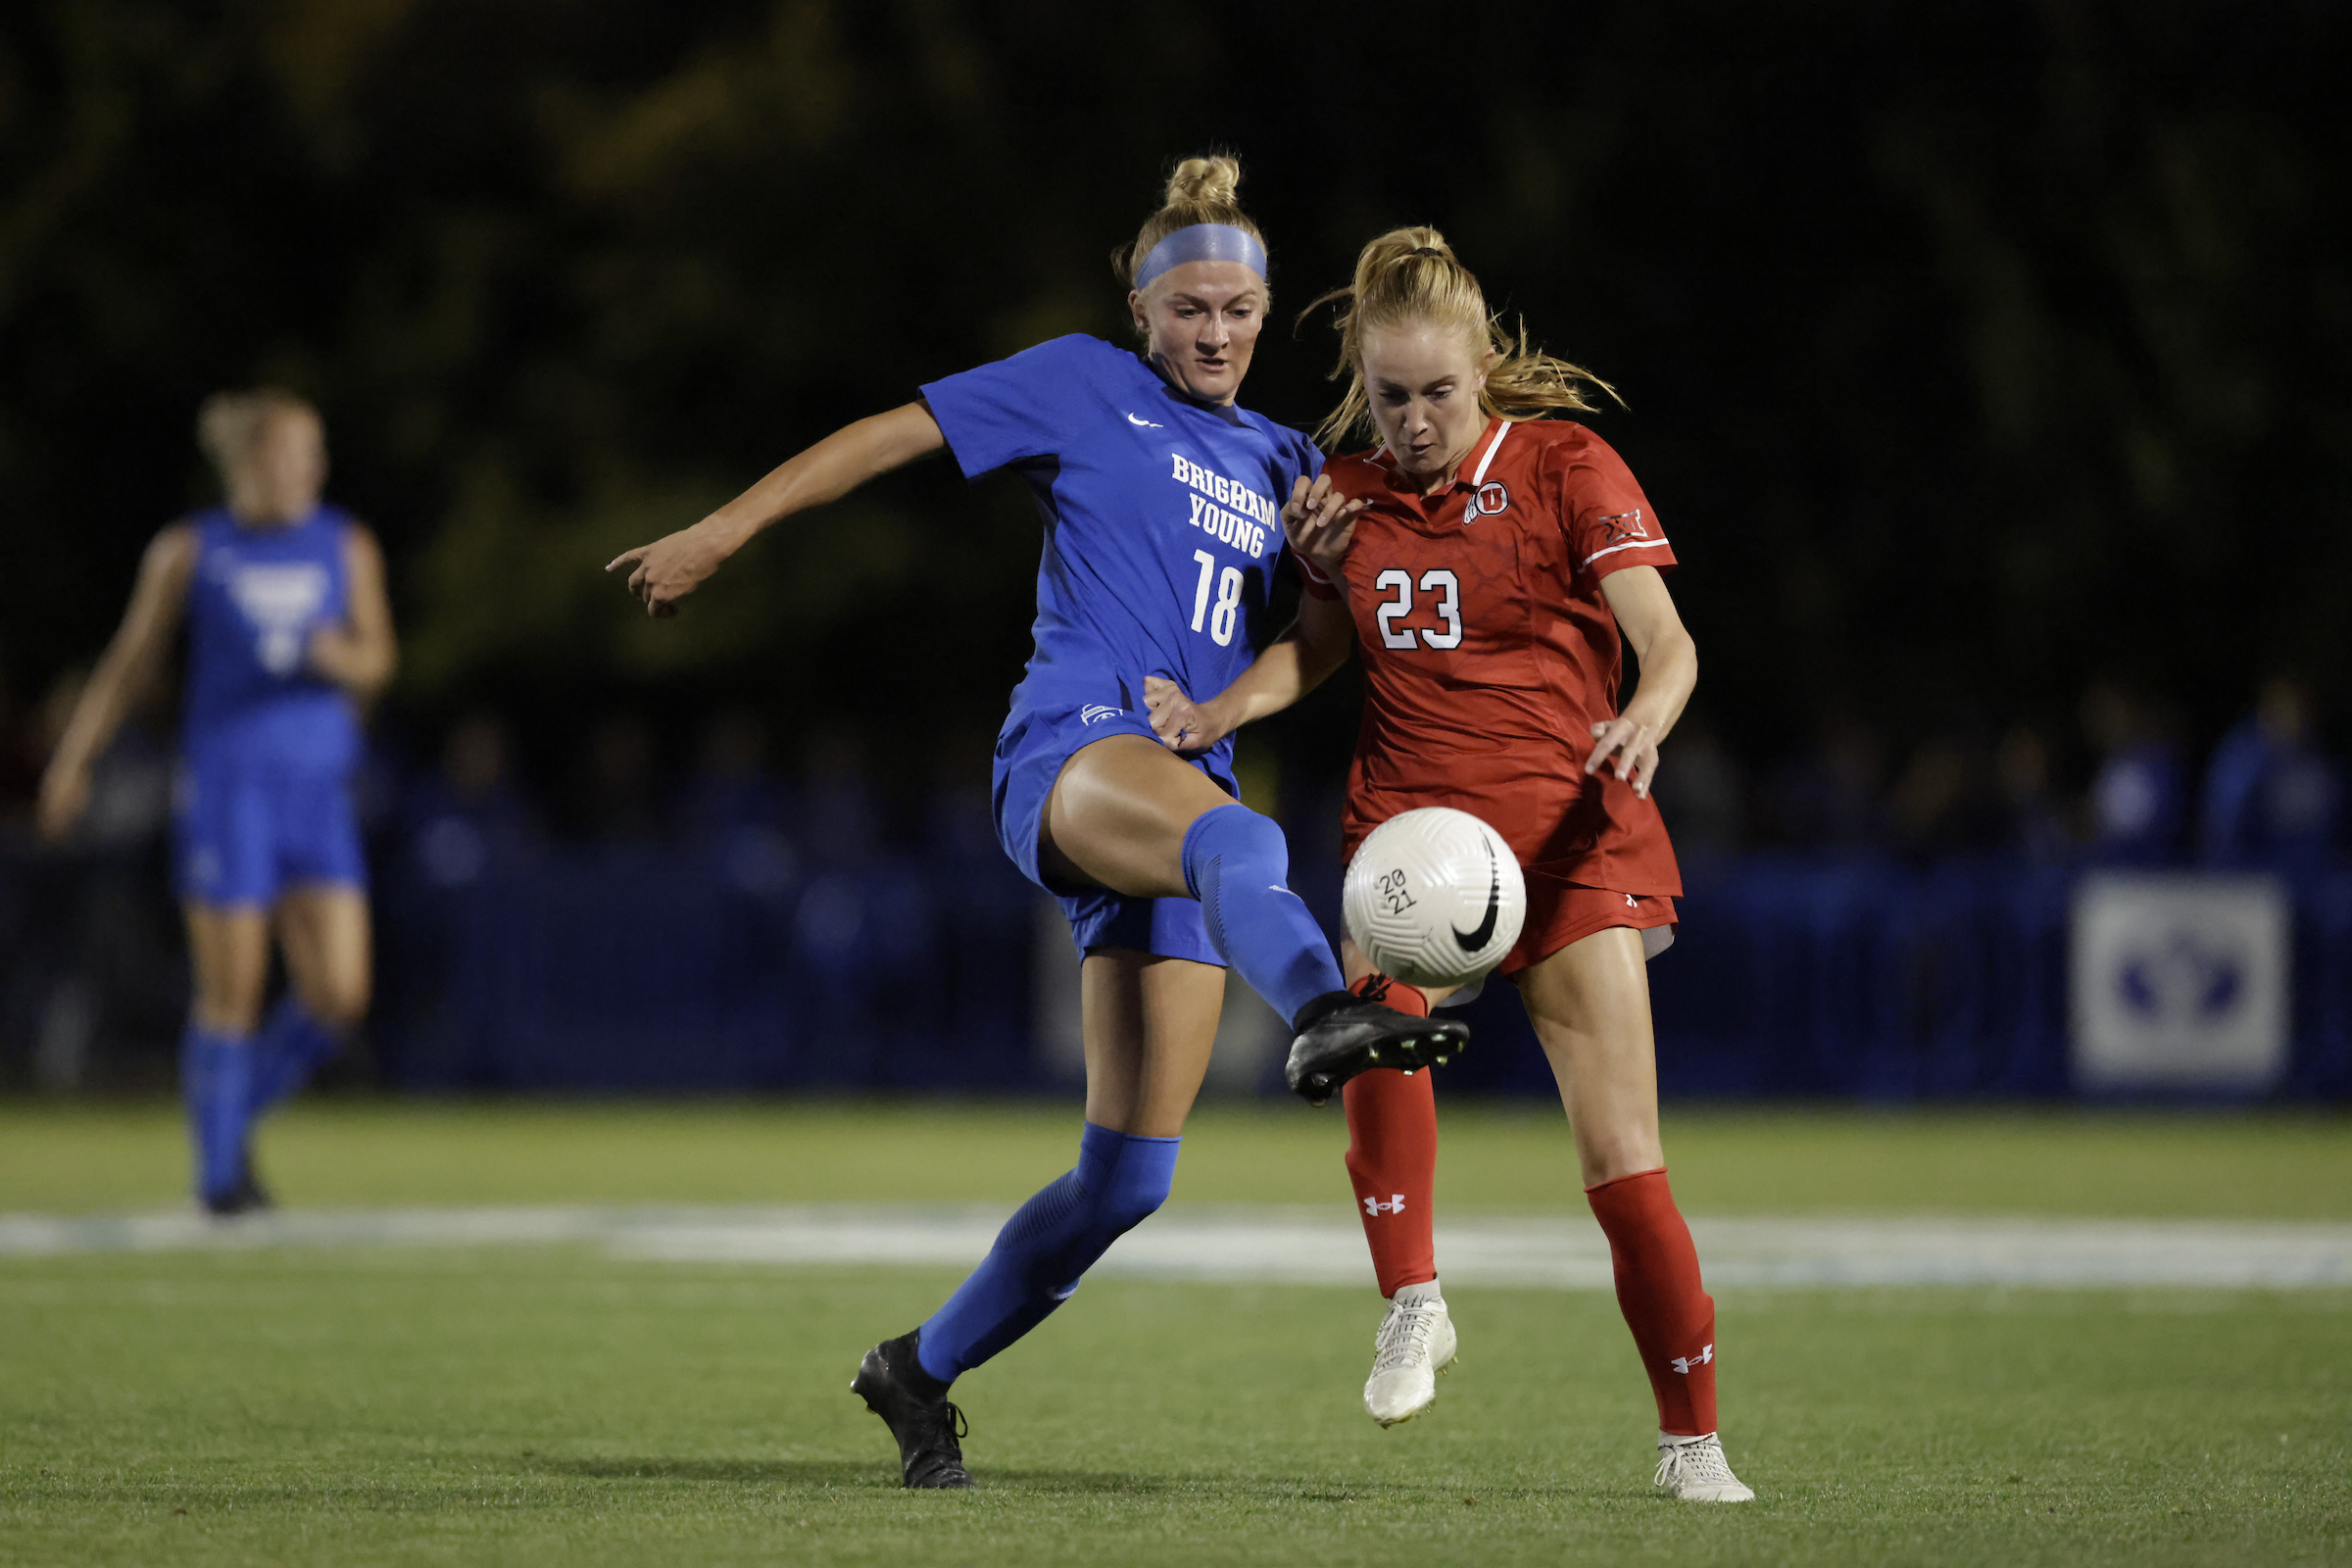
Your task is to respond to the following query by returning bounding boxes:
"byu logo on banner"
[2070,873,2289,1093]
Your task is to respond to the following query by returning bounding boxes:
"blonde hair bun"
[1164,155,1243,210]
[1114,152,1268,292]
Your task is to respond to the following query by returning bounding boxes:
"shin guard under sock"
[916,1122,1181,1383]
[180,1024,255,1204]
[248,996,341,1117]
[1341,974,1438,1296]
[1181,804,1345,1024]
[1587,1167,1717,1436]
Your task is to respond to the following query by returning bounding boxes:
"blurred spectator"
[2200,674,2340,873]
[925,728,1005,872]
[0,671,44,826]
[679,709,798,898]
[581,713,662,844]
[801,731,882,870]
[2081,679,2185,865]
[1651,712,1744,862]
[400,713,540,888]
[1763,709,1883,848]
[25,668,185,1088]
[1990,724,2072,861]
[1886,729,2003,858]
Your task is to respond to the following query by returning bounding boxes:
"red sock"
[1585,1168,1717,1436]
[1341,974,1437,1297]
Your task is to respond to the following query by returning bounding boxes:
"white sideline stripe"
[2,1205,2349,1288]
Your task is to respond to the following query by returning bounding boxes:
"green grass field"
[3,1101,2348,1567]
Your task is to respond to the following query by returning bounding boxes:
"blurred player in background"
[608,157,1464,1490]
[40,390,396,1214]
[1149,229,1751,1500]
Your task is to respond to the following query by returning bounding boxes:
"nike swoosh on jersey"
[1452,840,1501,952]
[1126,413,1163,427]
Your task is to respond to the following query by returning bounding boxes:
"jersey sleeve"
[1554,431,1676,581]
[919,334,1100,480]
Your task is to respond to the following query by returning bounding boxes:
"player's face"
[1361,322,1491,488]
[1130,260,1265,406]
[231,410,327,526]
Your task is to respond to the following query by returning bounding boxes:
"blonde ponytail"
[1307,226,1617,450]
[1111,153,1268,294]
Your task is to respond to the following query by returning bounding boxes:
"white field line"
[1,1204,2348,1289]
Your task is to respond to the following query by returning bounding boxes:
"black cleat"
[1286,990,1470,1105]
[201,1152,274,1218]
[852,1330,973,1490]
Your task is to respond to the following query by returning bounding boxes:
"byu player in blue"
[610,157,1467,1487]
[41,390,396,1215]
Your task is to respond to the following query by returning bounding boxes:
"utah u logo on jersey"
[1464,481,1511,522]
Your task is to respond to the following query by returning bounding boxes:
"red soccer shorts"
[1496,869,1677,975]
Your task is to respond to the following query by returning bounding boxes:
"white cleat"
[1653,1432,1754,1501]
[1363,1286,1456,1428]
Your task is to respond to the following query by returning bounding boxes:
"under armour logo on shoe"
[1364,1195,1407,1217]
[1670,1344,1715,1375]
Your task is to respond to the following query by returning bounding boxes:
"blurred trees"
[1,0,2344,791]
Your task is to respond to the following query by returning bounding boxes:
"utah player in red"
[1146,227,1750,1500]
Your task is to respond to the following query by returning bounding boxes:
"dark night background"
[6,0,2344,818]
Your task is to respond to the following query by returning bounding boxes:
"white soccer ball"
[1343,808,1526,991]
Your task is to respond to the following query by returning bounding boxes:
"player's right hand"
[36,763,89,843]
[1282,475,1364,581]
[1144,675,1229,757]
[606,519,735,617]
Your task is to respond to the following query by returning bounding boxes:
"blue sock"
[1182,803,1345,1024]
[248,997,341,1117]
[916,1122,1181,1383]
[180,1024,255,1203]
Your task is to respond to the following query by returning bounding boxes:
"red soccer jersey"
[1302,416,1683,896]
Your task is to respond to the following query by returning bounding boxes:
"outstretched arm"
[308,524,397,702]
[1586,564,1696,799]
[39,524,198,839]
[1146,592,1357,755]
[607,402,946,616]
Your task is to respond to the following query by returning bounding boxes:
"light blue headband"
[1134,222,1267,290]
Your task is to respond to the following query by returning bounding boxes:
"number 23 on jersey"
[1373,568,1462,651]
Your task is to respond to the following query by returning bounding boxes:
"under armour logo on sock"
[1670,1344,1715,1374]
[1363,1195,1407,1217]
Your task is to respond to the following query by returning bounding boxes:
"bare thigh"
[1041,734,1239,900]
[1079,948,1227,1138]
[183,904,270,1034]
[273,883,372,1030]
[1511,925,1666,1188]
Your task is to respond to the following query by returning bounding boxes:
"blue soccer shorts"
[991,700,1233,966]
[174,765,368,908]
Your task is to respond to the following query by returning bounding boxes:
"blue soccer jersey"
[174,505,368,906]
[920,334,1323,957]
[922,334,1322,743]
[181,505,360,774]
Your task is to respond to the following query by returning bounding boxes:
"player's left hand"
[1586,717,1663,799]
[1145,676,1228,757]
